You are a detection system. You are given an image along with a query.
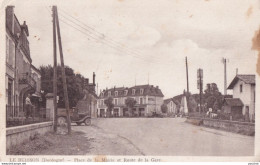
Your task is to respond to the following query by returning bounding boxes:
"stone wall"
[186,117,255,136]
[6,121,53,150]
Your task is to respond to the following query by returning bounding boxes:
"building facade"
[163,98,177,116]
[76,72,98,118]
[226,74,255,122]
[6,6,41,119]
[98,85,164,117]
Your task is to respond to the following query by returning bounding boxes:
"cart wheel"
[84,118,91,126]
[57,116,67,126]
[76,122,81,126]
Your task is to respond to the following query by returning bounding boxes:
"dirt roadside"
[7,124,143,155]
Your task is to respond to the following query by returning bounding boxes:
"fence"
[6,105,51,127]
[188,112,254,123]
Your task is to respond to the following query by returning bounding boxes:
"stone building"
[76,72,98,118]
[5,6,41,119]
[163,98,178,116]
[98,85,164,117]
[226,74,255,122]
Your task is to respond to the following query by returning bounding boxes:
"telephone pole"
[185,56,189,93]
[223,58,227,95]
[52,6,58,132]
[54,6,71,134]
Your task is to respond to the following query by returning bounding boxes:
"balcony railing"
[18,73,36,88]
[6,105,50,127]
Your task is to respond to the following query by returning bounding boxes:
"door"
[245,106,250,122]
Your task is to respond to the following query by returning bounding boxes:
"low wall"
[6,122,53,150]
[186,117,255,136]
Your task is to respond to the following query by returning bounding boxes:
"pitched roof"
[227,74,255,89]
[100,84,164,98]
[224,98,243,106]
[164,97,181,105]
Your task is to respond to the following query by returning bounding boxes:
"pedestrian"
[25,94,32,118]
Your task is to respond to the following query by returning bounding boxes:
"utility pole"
[185,57,189,93]
[52,6,58,132]
[55,6,71,135]
[223,58,227,95]
[185,57,190,114]
[197,68,203,114]
[199,70,202,114]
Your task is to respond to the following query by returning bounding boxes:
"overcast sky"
[5,0,260,98]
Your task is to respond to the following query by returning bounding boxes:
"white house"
[163,98,177,115]
[227,74,255,122]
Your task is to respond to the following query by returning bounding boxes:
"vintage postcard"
[0,0,260,162]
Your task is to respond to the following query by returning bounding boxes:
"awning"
[31,93,41,97]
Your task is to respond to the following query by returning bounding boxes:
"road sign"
[197,68,203,89]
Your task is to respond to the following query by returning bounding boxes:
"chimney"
[93,72,96,85]
[6,6,15,34]
[156,86,158,89]
[84,78,89,88]
[236,68,238,75]
[114,86,116,91]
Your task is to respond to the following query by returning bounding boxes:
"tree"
[104,97,114,117]
[40,65,85,108]
[203,83,224,112]
[161,104,168,113]
[188,96,197,112]
[125,97,137,117]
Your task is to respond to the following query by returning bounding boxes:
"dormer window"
[132,89,135,95]
[101,92,104,97]
[124,90,128,96]
[115,91,118,96]
[140,89,144,95]
[108,91,111,97]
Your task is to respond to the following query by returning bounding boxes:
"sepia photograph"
[1,0,260,162]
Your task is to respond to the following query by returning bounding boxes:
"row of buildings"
[5,6,42,120]
[5,7,256,122]
[96,74,256,122]
[97,85,164,117]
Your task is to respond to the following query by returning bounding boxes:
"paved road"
[75,118,254,156]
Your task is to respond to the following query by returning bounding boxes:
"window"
[140,97,143,104]
[140,89,144,95]
[9,39,15,66]
[132,89,135,95]
[115,91,118,96]
[108,91,111,97]
[6,36,9,62]
[114,98,118,105]
[124,90,128,96]
[101,92,104,97]
[240,84,243,93]
[7,79,12,106]
[101,100,104,106]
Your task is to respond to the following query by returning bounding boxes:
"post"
[52,6,58,132]
[55,6,71,135]
[199,70,202,114]
[185,57,189,93]
[185,57,190,114]
[222,58,228,95]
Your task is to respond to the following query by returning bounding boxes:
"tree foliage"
[125,97,137,117]
[188,95,197,112]
[40,65,85,108]
[161,104,168,113]
[104,97,114,117]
